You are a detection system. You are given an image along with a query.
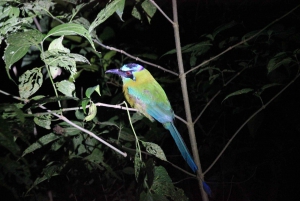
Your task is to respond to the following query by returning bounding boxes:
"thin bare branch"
[94,39,178,76]
[185,4,300,76]
[171,0,208,200]
[149,0,174,25]
[203,73,300,175]
[193,67,247,124]
[0,89,127,157]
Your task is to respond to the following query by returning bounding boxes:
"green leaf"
[134,151,145,181]
[131,6,141,20]
[23,0,55,16]
[56,80,75,97]
[141,0,157,23]
[212,21,237,39]
[119,128,136,141]
[116,0,125,21]
[50,138,65,151]
[149,166,188,201]
[255,83,281,96]
[103,50,117,71]
[26,163,61,194]
[0,155,31,187]
[267,52,293,73]
[196,66,221,75]
[141,141,167,161]
[89,0,125,33]
[84,101,97,122]
[85,85,101,98]
[4,29,43,79]
[48,36,69,52]
[222,88,254,103]
[0,117,20,155]
[7,29,44,47]
[162,41,211,57]
[1,103,25,123]
[22,133,60,157]
[42,46,90,79]
[84,147,104,164]
[18,68,43,99]
[44,23,95,50]
[58,121,83,136]
[34,114,51,129]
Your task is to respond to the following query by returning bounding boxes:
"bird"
[106,63,198,172]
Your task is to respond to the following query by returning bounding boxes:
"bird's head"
[106,63,144,81]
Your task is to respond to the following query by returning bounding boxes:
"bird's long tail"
[164,122,198,172]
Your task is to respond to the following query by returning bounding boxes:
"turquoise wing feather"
[126,83,198,172]
[127,81,174,123]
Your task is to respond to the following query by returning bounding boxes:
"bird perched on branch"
[106,63,197,172]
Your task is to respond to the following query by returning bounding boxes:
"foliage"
[1,0,300,200]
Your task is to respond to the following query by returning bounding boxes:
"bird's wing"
[127,82,174,124]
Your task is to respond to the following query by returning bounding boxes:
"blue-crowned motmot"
[106,63,198,172]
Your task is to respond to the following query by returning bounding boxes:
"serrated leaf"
[89,0,125,33]
[34,114,51,129]
[56,80,75,97]
[141,141,167,161]
[222,88,254,103]
[18,68,43,99]
[22,133,60,156]
[44,23,95,50]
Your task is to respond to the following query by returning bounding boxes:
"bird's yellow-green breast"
[122,69,171,121]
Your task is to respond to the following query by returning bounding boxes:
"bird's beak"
[105,69,121,75]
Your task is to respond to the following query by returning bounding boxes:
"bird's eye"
[126,71,131,75]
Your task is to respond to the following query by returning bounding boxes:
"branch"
[93,40,178,76]
[203,73,300,175]
[193,67,247,124]
[149,0,174,25]
[0,89,127,157]
[171,0,208,200]
[185,4,300,76]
